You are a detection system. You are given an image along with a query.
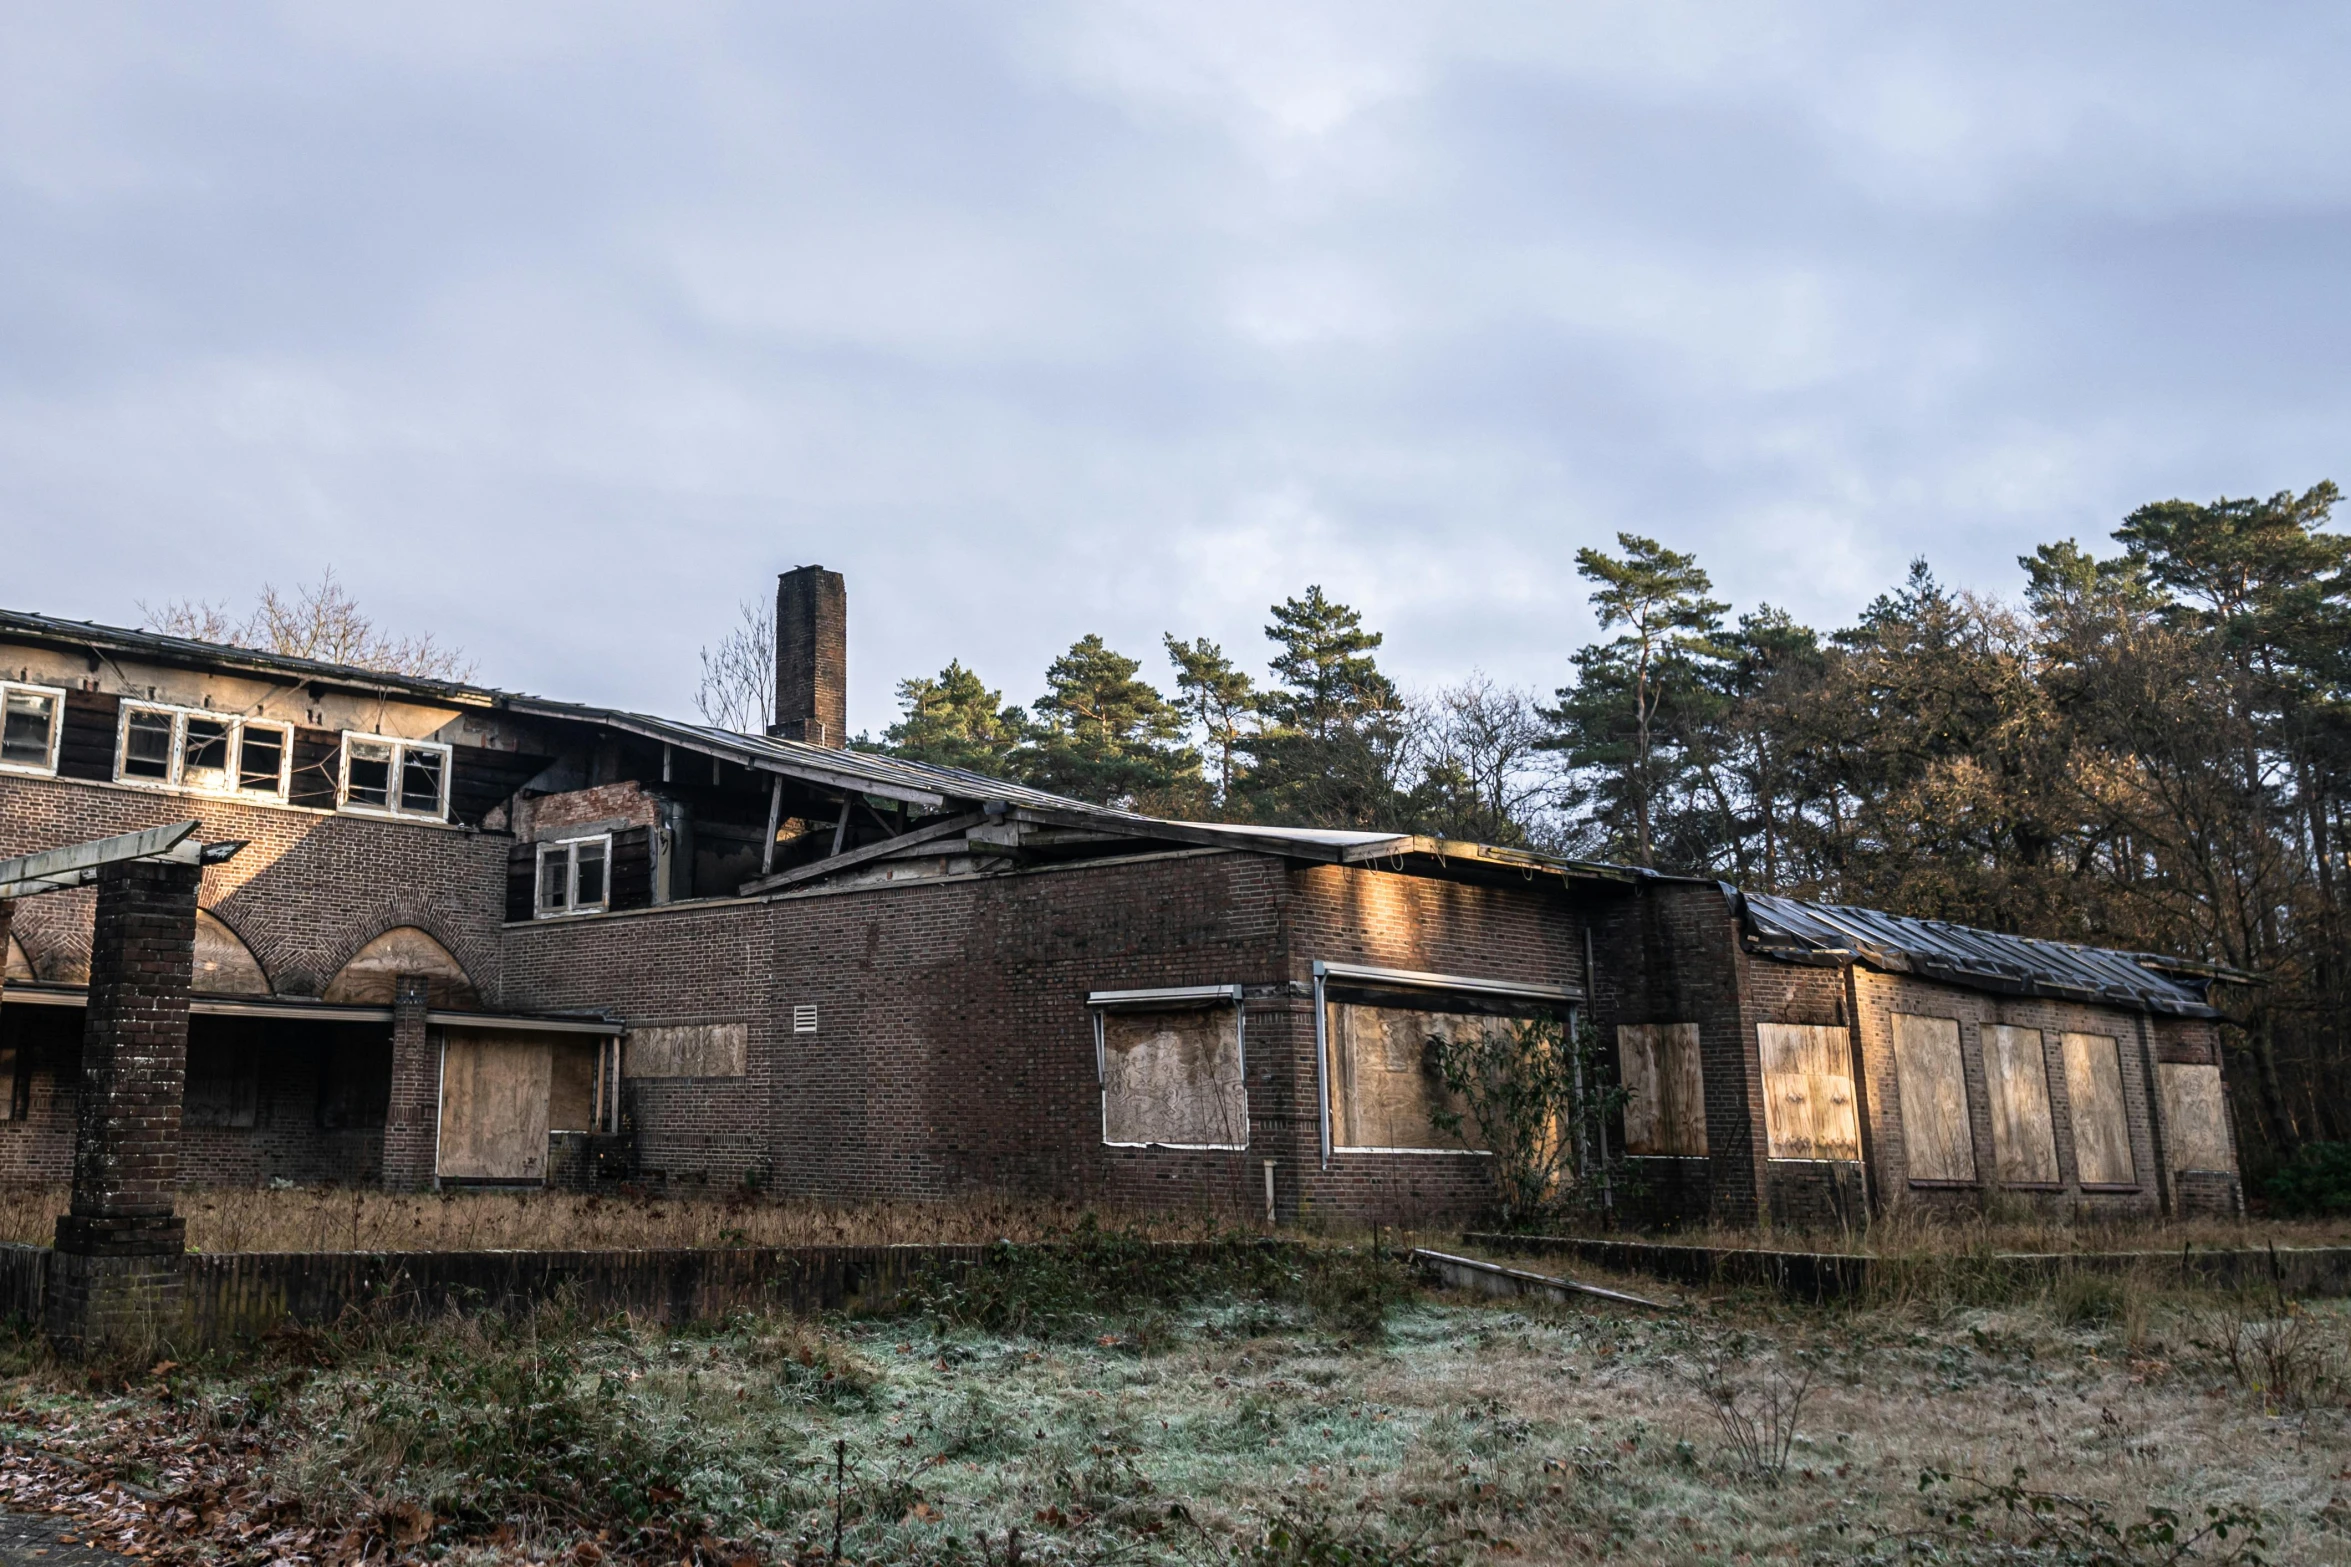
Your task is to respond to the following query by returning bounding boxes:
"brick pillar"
[47,859,197,1357]
[380,976,438,1191]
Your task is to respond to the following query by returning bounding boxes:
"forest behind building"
[729,484,2343,1186]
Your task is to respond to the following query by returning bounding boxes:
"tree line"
[816,484,2351,1177]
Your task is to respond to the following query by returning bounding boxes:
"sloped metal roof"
[1739,892,2220,1018]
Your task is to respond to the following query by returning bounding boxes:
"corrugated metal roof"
[1739,892,2219,1018]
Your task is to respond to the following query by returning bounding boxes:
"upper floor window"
[0,682,65,776]
[340,732,450,821]
[536,834,611,917]
[115,702,290,801]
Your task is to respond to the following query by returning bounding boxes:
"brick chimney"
[772,565,847,747]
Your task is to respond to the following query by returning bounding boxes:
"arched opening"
[193,911,270,996]
[324,927,481,1009]
[3,934,32,984]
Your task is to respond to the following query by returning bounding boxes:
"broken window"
[1756,1023,1859,1161]
[1090,986,1248,1150]
[2061,1031,2136,1185]
[1891,1013,1976,1182]
[0,682,64,775]
[535,834,612,917]
[237,723,288,795]
[339,732,450,820]
[1980,1024,2060,1184]
[1619,1023,1708,1156]
[114,703,291,801]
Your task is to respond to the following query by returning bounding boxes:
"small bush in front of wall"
[2262,1142,2351,1215]
[898,1217,1283,1339]
[1293,1244,1412,1344]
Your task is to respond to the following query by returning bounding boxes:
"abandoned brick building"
[0,569,2243,1227]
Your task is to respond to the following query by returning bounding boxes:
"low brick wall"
[1467,1232,2351,1303]
[0,1242,989,1347]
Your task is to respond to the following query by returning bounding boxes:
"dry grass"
[4,1250,2337,1564]
[0,1183,1245,1254]
[1536,1199,2351,1259]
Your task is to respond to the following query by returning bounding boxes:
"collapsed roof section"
[1736,890,2225,1019]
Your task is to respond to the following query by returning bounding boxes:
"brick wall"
[0,775,510,1004]
[1847,968,2165,1218]
[1585,880,1765,1226]
[501,850,1592,1228]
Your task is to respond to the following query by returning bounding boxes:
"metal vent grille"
[792,1003,818,1034]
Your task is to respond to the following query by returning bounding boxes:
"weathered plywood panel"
[1326,1004,1492,1151]
[2062,1031,2136,1185]
[1618,1023,1708,1156]
[625,1023,748,1079]
[1757,1024,1860,1161]
[438,1030,552,1182]
[1891,1013,1975,1182]
[1102,1008,1248,1147]
[2160,1062,2234,1175]
[547,1040,601,1134]
[1981,1024,2060,1184]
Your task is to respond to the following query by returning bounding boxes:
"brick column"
[380,976,439,1191]
[47,859,198,1357]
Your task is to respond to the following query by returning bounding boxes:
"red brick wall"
[499,850,1593,1227]
[0,775,510,1005]
[1848,968,2168,1218]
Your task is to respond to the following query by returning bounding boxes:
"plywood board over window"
[1099,1008,1248,1149]
[2160,1063,2234,1175]
[625,1023,748,1079]
[437,1029,552,1182]
[1619,1023,1707,1156]
[1891,1013,1976,1182]
[1981,1024,2060,1185]
[1325,1004,1495,1152]
[1757,1024,1860,1161]
[2062,1031,2137,1186]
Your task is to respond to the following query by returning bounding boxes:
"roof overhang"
[0,984,622,1034]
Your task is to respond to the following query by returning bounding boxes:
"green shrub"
[900,1219,1282,1339]
[2263,1142,2351,1215]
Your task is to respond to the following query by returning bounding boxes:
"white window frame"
[111,701,292,802]
[337,731,452,821]
[0,681,67,778]
[534,832,614,918]
[1088,984,1249,1152]
[1311,961,1581,1166]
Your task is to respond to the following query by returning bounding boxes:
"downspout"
[2136,1010,2172,1218]
[1841,958,1880,1222]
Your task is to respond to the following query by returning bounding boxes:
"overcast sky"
[4,4,2347,732]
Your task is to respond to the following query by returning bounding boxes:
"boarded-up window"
[1098,1008,1248,1148]
[625,1023,748,1079]
[437,1029,552,1182]
[1618,1023,1707,1156]
[1325,1004,1494,1151]
[548,1040,602,1133]
[1757,1024,1860,1160]
[1981,1024,2060,1184]
[2160,1062,2232,1175]
[1891,1013,1975,1182]
[2061,1031,2136,1185]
